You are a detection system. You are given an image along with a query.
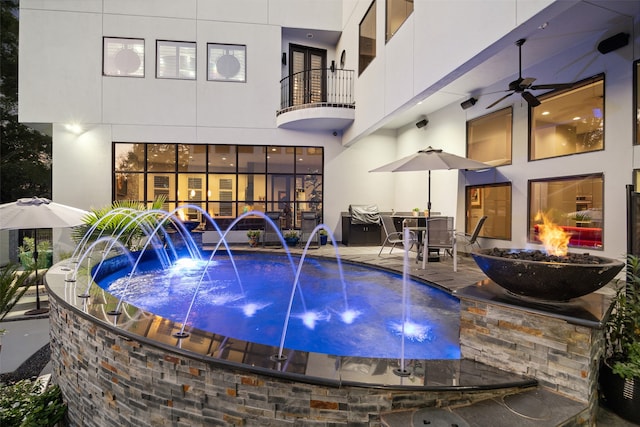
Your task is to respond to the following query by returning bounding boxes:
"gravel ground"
[0,344,50,384]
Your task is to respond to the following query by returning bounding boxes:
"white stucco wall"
[15,0,639,258]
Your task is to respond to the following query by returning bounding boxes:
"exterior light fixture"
[460,97,477,110]
[65,123,83,134]
[415,117,428,129]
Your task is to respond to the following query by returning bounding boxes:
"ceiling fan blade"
[530,83,574,90]
[521,91,541,107]
[486,92,514,109]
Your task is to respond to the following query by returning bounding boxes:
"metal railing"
[279,68,355,112]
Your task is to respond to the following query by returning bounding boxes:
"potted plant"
[284,230,299,246]
[412,207,420,217]
[319,229,328,245]
[246,230,261,247]
[599,254,640,423]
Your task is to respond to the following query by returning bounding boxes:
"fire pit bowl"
[471,248,624,301]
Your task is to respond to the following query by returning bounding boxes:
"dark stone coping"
[45,256,537,391]
[454,279,614,329]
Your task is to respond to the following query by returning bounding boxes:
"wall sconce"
[597,32,629,54]
[330,60,336,73]
[460,97,477,110]
[281,52,287,65]
[415,117,429,129]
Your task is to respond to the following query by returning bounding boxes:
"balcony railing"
[278,68,355,113]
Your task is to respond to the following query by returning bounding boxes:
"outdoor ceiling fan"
[485,38,574,109]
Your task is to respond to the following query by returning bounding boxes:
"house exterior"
[13,0,640,261]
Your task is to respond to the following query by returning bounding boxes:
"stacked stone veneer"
[49,297,527,427]
[459,297,603,424]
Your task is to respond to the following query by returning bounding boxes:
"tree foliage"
[1,0,52,203]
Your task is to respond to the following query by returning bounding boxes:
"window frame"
[465,183,512,240]
[529,74,605,161]
[207,43,247,82]
[156,39,197,80]
[359,0,377,76]
[103,37,145,78]
[634,59,640,145]
[466,106,513,167]
[528,173,605,250]
[385,0,413,43]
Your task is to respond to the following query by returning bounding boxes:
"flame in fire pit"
[535,211,570,256]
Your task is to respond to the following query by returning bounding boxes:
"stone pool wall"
[459,297,603,425]
[48,297,527,427]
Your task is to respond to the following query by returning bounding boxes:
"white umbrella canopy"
[0,197,87,230]
[0,197,88,315]
[369,146,493,214]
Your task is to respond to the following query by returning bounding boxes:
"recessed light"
[541,111,550,116]
[573,116,581,121]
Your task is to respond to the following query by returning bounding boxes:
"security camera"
[415,118,428,129]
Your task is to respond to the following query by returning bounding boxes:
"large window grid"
[113,143,323,230]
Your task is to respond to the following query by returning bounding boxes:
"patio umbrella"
[369,146,493,216]
[0,197,88,315]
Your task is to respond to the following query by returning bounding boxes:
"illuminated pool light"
[240,302,271,317]
[339,309,362,324]
[390,320,433,342]
[295,310,331,329]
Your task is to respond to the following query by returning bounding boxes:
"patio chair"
[422,216,457,271]
[378,215,416,256]
[300,211,320,247]
[262,211,283,247]
[457,215,487,254]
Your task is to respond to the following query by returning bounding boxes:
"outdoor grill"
[349,204,381,225]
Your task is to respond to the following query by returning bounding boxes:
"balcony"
[276,68,355,132]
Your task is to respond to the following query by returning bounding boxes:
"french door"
[289,44,326,106]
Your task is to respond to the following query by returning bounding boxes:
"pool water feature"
[94,252,461,360]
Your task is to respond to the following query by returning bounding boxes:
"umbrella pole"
[25,230,49,316]
[427,170,432,218]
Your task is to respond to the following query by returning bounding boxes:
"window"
[207,43,246,82]
[103,37,144,77]
[530,75,604,161]
[359,1,376,75]
[635,60,640,145]
[386,0,413,42]
[156,40,196,79]
[467,107,512,166]
[113,143,324,230]
[465,183,511,240]
[529,174,604,249]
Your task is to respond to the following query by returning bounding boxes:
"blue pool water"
[95,253,461,359]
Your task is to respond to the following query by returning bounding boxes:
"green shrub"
[0,379,66,427]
